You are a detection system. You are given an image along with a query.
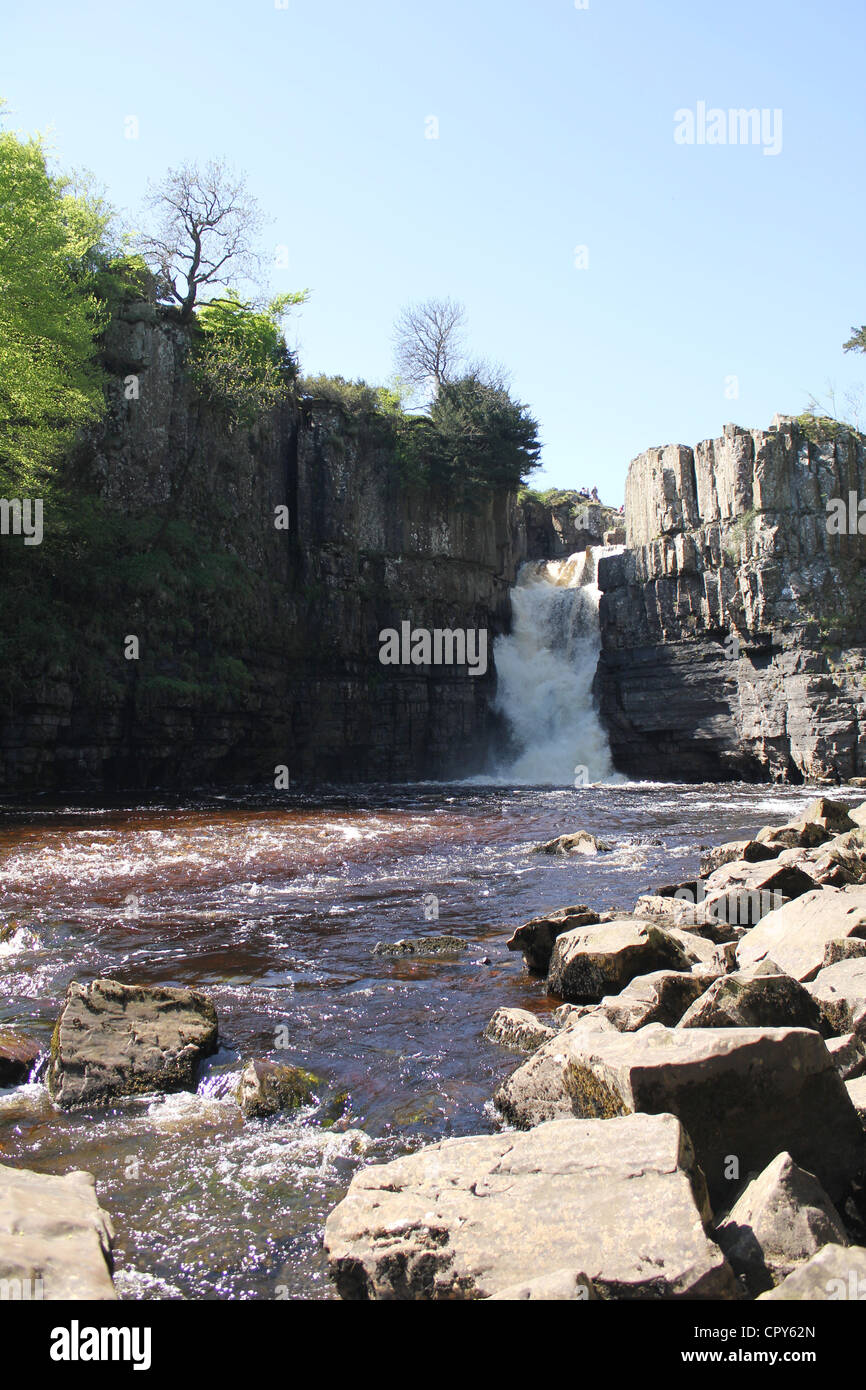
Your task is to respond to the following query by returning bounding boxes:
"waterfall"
[488,546,622,785]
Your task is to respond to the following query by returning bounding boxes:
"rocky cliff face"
[0,304,525,792]
[597,417,866,783]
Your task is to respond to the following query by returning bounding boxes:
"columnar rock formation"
[0,304,537,791]
[596,417,866,781]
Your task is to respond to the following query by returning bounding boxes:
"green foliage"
[429,374,541,493]
[844,326,866,354]
[189,290,305,427]
[0,492,260,713]
[0,118,108,492]
[299,374,405,416]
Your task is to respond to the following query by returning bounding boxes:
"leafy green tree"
[189,289,307,426]
[0,112,107,491]
[429,374,541,490]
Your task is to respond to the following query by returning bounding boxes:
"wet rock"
[236,1060,320,1119]
[47,978,219,1110]
[506,905,600,975]
[0,1164,116,1299]
[483,1008,556,1052]
[597,970,707,1031]
[534,832,613,856]
[736,886,866,981]
[808,957,866,1035]
[0,1030,41,1087]
[678,966,825,1033]
[715,1152,848,1294]
[757,1243,866,1300]
[547,920,691,1002]
[826,1033,866,1081]
[495,1023,863,1203]
[699,840,779,877]
[696,859,816,929]
[372,935,469,957]
[324,1113,738,1300]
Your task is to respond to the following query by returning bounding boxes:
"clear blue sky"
[4,0,865,501]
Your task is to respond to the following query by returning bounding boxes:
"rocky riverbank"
[325,792,866,1299]
[5,789,866,1299]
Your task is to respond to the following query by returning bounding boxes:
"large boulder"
[324,1113,738,1300]
[598,970,707,1031]
[808,957,866,1035]
[495,1024,863,1204]
[696,859,816,929]
[715,1152,848,1294]
[0,1030,41,1087]
[700,840,779,877]
[811,828,866,886]
[0,1164,116,1299]
[47,978,219,1110]
[756,798,856,850]
[506,905,600,975]
[678,965,825,1033]
[757,1243,866,1300]
[483,1008,556,1052]
[547,920,691,1002]
[736,887,866,982]
[827,1033,866,1081]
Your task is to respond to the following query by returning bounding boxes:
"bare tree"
[138,160,263,321]
[393,297,467,395]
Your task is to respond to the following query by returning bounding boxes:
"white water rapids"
[489,546,623,785]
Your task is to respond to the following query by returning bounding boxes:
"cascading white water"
[489,546,622,785]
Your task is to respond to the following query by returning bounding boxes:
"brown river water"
[0,781,821,1299]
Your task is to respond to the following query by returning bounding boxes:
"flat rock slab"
[758,1243,866,1300]
[507,905,600,975]
[716,1152,847,1294]
[495,1024,863,1204]
[324,1113,738,1300]
[0,1163,116,1299]
[483,1007,556,1052]
[48,978,219,1110]
[0,1030,41,1087]
[736,887,866,981]
[547,920,691,1002]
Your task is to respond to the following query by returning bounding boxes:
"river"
[0,779,822,1299]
